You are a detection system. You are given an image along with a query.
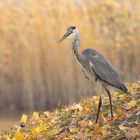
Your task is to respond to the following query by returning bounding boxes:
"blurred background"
[0,0,140,129]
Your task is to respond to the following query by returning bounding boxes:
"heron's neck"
[72,34,81,63]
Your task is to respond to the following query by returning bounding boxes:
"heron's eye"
[71,26,76,30]
[70,30,73,33]
[68,29,73,34]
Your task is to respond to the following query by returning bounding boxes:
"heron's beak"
[58,32,70,43]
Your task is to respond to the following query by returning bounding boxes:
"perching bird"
[59,26,128,123]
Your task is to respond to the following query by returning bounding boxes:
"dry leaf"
[14,130,24,140]
[32,112,39,120]
[32,128,39,139]
[99,113,107,122]
[128,100,137,107]
[77,133,87,140]
[69,127,79,133]
[79,120,89,128]
[119,94,127,100]
[20,114,27,127]
[43,129,60,137]
[119,124,128,130]
[113,92,120,97]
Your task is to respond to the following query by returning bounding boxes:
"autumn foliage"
[0,0,140,112]
[0,82,140,139]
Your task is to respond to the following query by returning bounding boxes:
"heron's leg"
[103,86,113,117]
[108,93,113,117]
[95,96,102,123]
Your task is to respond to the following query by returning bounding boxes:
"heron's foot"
[107,115,117,122]
[95,119,98,123]
[95,114,99,123]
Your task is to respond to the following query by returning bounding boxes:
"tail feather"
[121,84,128,93]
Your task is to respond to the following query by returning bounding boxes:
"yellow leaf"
[39,119,43,125]
[69,127,79,133]
[44,129,60,137]
[99,113,107,122]
[38,124,46,132]
[128,100,136,107]
[20,114,27,124]
[119,94,127,100]
[14,130,24,140]
[26,135,33,140]
[113,92,120,97]
[85,128,90,133]
[32,128,39,139]
[119,124,127,130]
[32,112,39,120]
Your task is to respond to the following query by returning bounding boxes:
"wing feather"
[88,50,123,89]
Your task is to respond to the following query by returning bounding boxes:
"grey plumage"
[59,26,128,123]
[81,49,127,93]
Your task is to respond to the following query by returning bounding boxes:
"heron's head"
[59,26,79,42]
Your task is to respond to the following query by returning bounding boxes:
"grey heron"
[59,26,128,123]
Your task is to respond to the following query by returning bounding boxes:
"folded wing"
[89,50,124,90]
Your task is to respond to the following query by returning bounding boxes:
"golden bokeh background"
[0,0,140,119]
